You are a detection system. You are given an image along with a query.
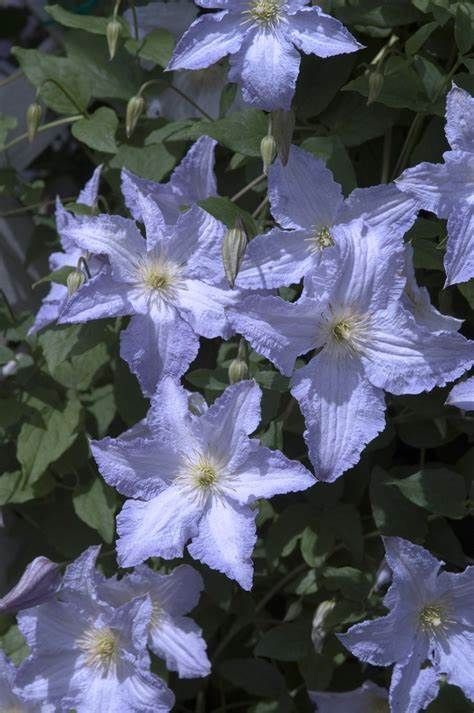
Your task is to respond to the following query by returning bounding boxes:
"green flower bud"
[260,134,277,175]
[228,339,249,384]
[367,69,384,105]
[222,217,248,288]
[106,17,122,60]
[67,268,86,297]
[126,94,146,138]
[26,102,42,143]
[311,599,336,653]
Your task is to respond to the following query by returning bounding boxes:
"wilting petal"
[120,306,200,397]
[229,27,300,111]
[444,205,474,286]
[446,376,474,411]
[236,227,315,289]
[188,496,256,589]
[268,145,343,230]
[389,634,439,713]
[445,84,474,153]
[291,354,386,482]
[0,557,60,614]
[149,613,210,678]
[288,6,362,57]
[116,487,202,567]
[168,11,245,70]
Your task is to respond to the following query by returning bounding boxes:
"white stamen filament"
[244,0,283,26]
[77,626,119,673]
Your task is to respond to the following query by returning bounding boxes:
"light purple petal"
[382,537,442,606]
[120,306,200,397]
[116,487,202,567]
[169,135,218,205]
[149,613,211,678]
[268,144,344,230]
[147,377,198,457]
[338,609,414,667]
[188,496,256,589]
[124,0,198,40]
[168,11,245,70]
[228,293,322,376]
[445,84,474,153]
[199,379,262,451]
[446,376,474,411]
[361,303,474,395]
[0,557,60,614]
[130,563,204,617]
[225,438,314,504]
[77,164,103,207]
[291,354,386,483]
[288,6,362,57]
[177,279,234,339]
[339,183,419,240]
[236,227,316,289]
[389,635,439,713]
[445,205,474,286]
[58,270,139,324]
[228,27,300,110]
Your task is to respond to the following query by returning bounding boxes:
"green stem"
[0,195,75,218]
[0,70,23,88]
[137,79,213,121]
[230,173,266,203]
[128,0,140,40]
[1,115,82,154]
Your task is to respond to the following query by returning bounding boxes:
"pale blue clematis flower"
[446,375,474,411]
[310,680,389,713]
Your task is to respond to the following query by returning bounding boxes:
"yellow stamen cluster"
[246,0,282,26]
[307,226,334,253]
[419,605,444,632]
[77,626,119,672]
[140,262,174,292]
[192,458,218,489]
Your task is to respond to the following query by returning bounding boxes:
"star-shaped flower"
[122,135,218,225]
[229,220,474,482]
[446,375,474,411]
[338,537,474,713]
[30,165,103,334]
[396,85,474,286]
[310,680,388,713]
[91,378,314,589]
[168,0,362,111]
[236,144,419,290]
[58,194,235,396]
[15,549,174,713]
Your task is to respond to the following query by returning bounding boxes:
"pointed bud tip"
[26,101,42,143]
[106,17,122,60]
[260,134,277,175]
[222,222,248,288]
[67,268,86,297]
[126,94,146,138]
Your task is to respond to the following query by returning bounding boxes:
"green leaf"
[46,5,124,36]
[323,567,372,601]
[218,658,285,697]
[0,114,17,148]
[73,477,117,543]
[86,384,116,437]
[17,396,82,484]
[405,21,439,55]
[455,3,474,54]
[320,92,397,147]
[335,2,422,28]
[71,107,118,153]
[458,279,474,308]
[12,47,91,115]
[33,265,76,288]
[114,359,148,426]
[0,398,23,428]
[199,196,257,236]
[130,28,175,67]
[0,470,54,505]
[370,466,428,539]
[39,324,82,371]
[301,136,357,195]
[254,621,312,661]
[388,468,467,519]
[109,144,176,182]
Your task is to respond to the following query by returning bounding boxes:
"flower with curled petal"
[338,537,474,713]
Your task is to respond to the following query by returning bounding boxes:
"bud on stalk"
[367,69,384,105]
[222,217,248,288]
[311,599,336,653]
[260,134,277,175]
[26,101,42,143]
[67,268,86,297]
[126,94,146,138]
[106,17,122,60]
[228,339,249,384]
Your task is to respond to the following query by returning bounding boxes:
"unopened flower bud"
[126,94,146,138]
[106,17,122,60]
[260,134,277,175]
[311,599,336,653]
[26,101,42,143]
[0,556,61,614]
[67,268,86,297]
[188,392,208,416]
[222,217,248,288]
[228,339,249,384]
[367,69,384,105]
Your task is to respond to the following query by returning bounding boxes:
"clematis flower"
[91,378,314,589]
[168,0,362,111]
[310,680,388,712]
[236,144,419,290]
[15,549,174,713]
[98,564,211,679]
[121,135,217,225]
[396,85,474,286]
[0,556,60,614]
[0,650,48,712]
[446,375,474,411]
[30,165,103,334]
[229,220,474,482]
[338,537,474,713]
[58,195,235,396]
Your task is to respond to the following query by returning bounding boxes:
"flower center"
[137,256,181,296]
[419,605,445,632]
[246,0,282,26]
[150,599,163,629]
[322,307,371,357]
[332,319,353,343]
[306,226,334,253]
[193,458,218,489]
[77,626,119,672]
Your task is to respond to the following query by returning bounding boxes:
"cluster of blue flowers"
[4,1,474,711]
